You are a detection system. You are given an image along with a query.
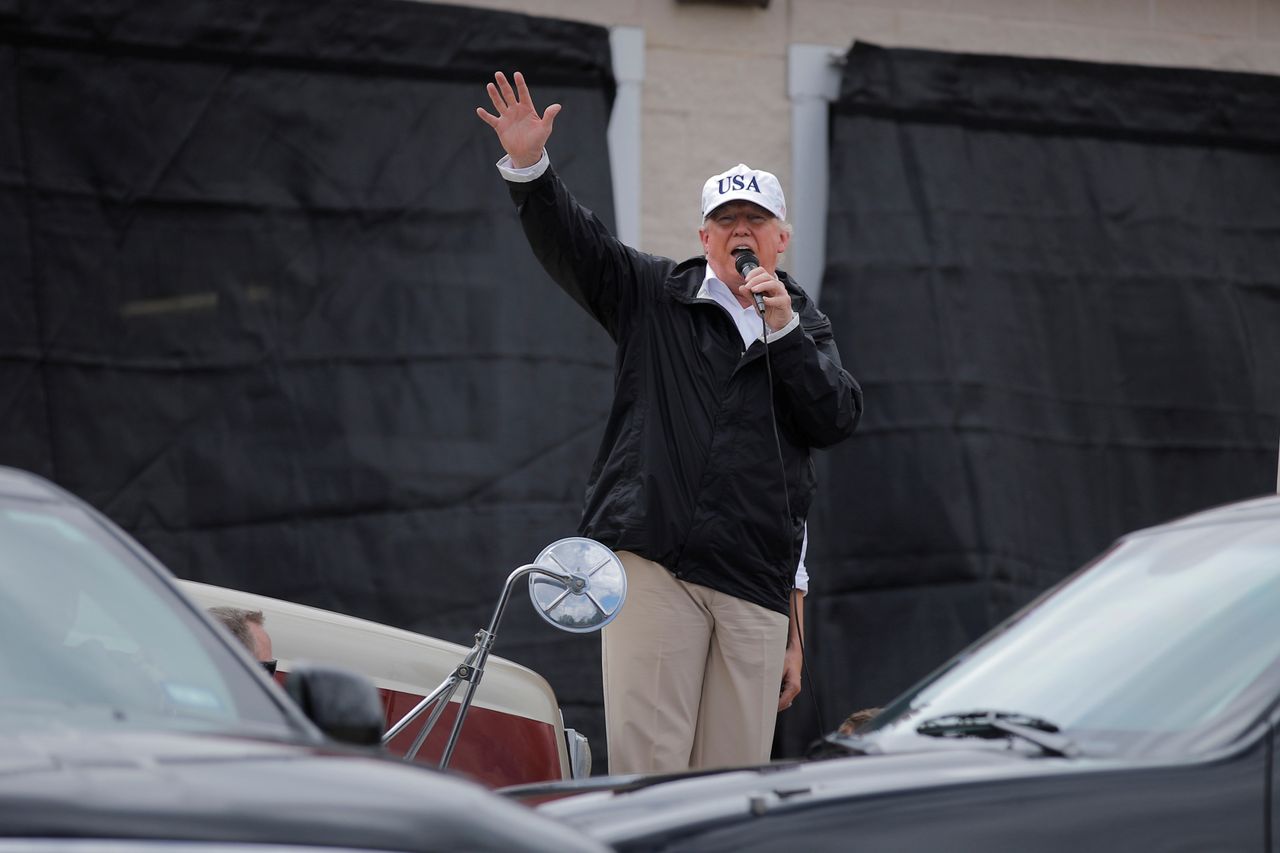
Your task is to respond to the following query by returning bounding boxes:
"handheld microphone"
[733,250,767,317]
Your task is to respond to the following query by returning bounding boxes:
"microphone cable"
[740,251,828,738]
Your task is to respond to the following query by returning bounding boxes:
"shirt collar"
[699,262,769,348]
[698,263,748,311]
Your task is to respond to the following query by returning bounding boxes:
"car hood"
[535,745,1110,847]
[0,725,604,853]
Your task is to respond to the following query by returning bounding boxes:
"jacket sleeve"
[766,288,863,449]
[507,165,667,341]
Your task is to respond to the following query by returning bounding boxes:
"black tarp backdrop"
[775,41,1280,757]
[8,0,1280,778]
[0,0,621,763]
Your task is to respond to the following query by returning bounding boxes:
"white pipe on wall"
[608,26,645,248]
[787,43,843,303]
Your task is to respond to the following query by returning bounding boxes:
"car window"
[0,502,295,736]
[869,520,1280,758]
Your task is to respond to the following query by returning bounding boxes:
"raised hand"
[476,71,562,169]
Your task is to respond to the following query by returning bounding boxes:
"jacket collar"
[665,257,711,304]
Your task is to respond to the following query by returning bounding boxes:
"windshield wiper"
[916,710,1080,758]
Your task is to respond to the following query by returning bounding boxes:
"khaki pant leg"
[689,590,790,770]
[602,551,713,774]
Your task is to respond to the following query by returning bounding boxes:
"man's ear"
[698,226,710,254]
[775,224,791,256]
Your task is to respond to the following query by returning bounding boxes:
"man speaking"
[478,71,861,774]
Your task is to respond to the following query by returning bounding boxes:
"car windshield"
[867,517,1280,759]
[0,499,296,736]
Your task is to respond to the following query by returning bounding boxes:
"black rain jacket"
[510,167,862,614]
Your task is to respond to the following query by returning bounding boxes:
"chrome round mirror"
[528,537,626,633]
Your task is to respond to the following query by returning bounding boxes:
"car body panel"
[180,579,572,786]
[525,493,1280,851]
[537,735,1271,851]
[641,743,1269,853]
[0,466,605,852]
[0,728,598,853]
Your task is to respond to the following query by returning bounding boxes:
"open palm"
[476,71,561,169]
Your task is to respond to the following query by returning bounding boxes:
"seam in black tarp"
[839,41,1280,148]
[831,103,1280,154]
[0,30,613,90]
[0,0,614,100]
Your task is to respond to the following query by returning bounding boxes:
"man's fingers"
[745,268,777,291]
[495,72,519,110]
[485,81,509,115]
[476,106,500,129]
[486,82,507,115]
[777,665,801,711]
[543,103,562,130]
[514,71,533,108]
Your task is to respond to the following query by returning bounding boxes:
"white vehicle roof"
[179,580,565,730]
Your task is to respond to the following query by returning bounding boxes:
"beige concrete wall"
[455,0,1280,260]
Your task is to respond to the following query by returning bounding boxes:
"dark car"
[0,465,604,853]
[515,494,1280,852]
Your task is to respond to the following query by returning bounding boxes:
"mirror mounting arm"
[483,564,573,640]
[384,564,577,769]
[383,539,625,772]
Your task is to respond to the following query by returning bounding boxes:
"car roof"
[1129,492,1280,538]
[0,466,67,504]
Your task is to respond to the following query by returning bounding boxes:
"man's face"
[699,201,790,286]
[247,621,273,662]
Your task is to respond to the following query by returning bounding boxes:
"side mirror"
[528,537,626,633]
[285,662,385,746]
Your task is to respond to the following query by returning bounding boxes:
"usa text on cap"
[701,163,786,221]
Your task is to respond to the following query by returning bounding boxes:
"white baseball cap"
[700,163,787,221]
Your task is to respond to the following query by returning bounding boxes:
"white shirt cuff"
[764,313,801,344]
[793,522,809,592]
[497,151,550,182]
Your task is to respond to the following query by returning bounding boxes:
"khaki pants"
[602,551,790,774]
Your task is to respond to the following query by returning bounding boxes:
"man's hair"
[837,706,882,736]
[207,606,265,654]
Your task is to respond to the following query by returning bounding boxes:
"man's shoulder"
[779,272,828,324]
[672,256,706,279]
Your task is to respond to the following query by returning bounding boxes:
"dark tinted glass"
[0,499,295,735]
[869,520,1280,758]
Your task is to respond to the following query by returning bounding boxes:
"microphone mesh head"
[733,250,760,277]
